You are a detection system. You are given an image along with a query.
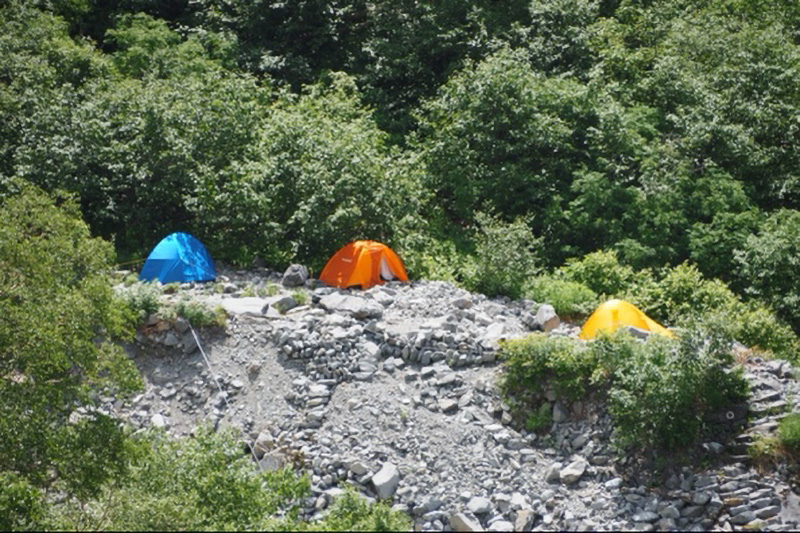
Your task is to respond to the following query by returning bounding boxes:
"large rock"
[371,462,400,499]
[221,297,268,317]
[515,509,535,531]
[467,496,492,514]
[271,295,298,314]
[534,304,560,332]
[559,458,588,484]
[282,264,309,287]
[545,462,562,483]
[450,512,483,532]
[319,293,384,320]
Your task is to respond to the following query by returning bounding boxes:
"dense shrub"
[50,428,309,530]
[523,276,598,316]
[735,209,800,328]
[499,334,595,424]
[49,428,411,531]
[633,262,738,325]
[119,282,161,322]
[302,487,412,532]
[558,250,639,296]
[778,414,800,456]
[600,328,748,450]
[499,327,749,451]
[461,213,541,299]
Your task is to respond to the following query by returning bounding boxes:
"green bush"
[499,334,595,410]
[119,282,161,322]
[0,182,141,526]
[779,414,800,456]
[291,289,309,306]
[632,262,738,325]
[525,404,553,433]
[462,212,540,299]
[523,276,598,316]
[715,303,800,361]
[601,327,748,450]
[172,300,227,329]
[303,487,412,532]
[0,472,44,531]
[735,209,800,328]
[499,327,749,451]
[559,250,639,296]
[50,427,309,530]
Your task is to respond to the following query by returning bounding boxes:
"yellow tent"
[579,299,673,340]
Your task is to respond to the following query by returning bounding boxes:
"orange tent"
[579,299,674,340]
[319,240,408,289]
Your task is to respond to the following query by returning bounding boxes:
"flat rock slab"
[220,297,269,316]
[319,293,384,320]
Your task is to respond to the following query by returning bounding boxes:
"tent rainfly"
[319,240,408,289]
[139,232,216,284]
[579,299,673,340]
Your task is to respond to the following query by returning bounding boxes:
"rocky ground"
[110,266,800,531]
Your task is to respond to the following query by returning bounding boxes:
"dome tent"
[139,232,216,284]
[319,240,408,289]
[579,299,673,340]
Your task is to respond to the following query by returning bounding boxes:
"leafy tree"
[462,213,541,299]
[15,70,270,259]
[0,182,140,528]
[52,428,309,530]
[0,2,113,176]
[735,209,800,327]
[190,72,427,269]
[106,13,231,79]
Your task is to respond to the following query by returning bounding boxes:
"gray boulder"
[559,458,588,484]
[534,304,560,332]
[371,462,400,499]
[271,295,298,314]
[282,264,309,287]
[450,512,483,532]
[467,496,492,514]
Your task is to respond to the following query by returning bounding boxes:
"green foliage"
[499,327,749,451]
[735,209,800,327]
[51,427,310,530]
[689,210,761,284]
[302,487,413,532]
[291,289,309,306]
[119,282,161,322]
[600,328,748,450]
[525,403,553,433]
[779,414,800,456]
[523,277,598,316]
[191,72,427,269]
[559,250,640,296]
[633,262,737,326]
[499,334,595,411]
[174,299,227,329]
[107,13,222,79]
[0,472,45,531]
[461,212,540,299]
[259,283,281,297]
[418,47,601,236]
[0,182,140,524]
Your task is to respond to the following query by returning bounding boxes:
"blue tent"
[140,232,216,283]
